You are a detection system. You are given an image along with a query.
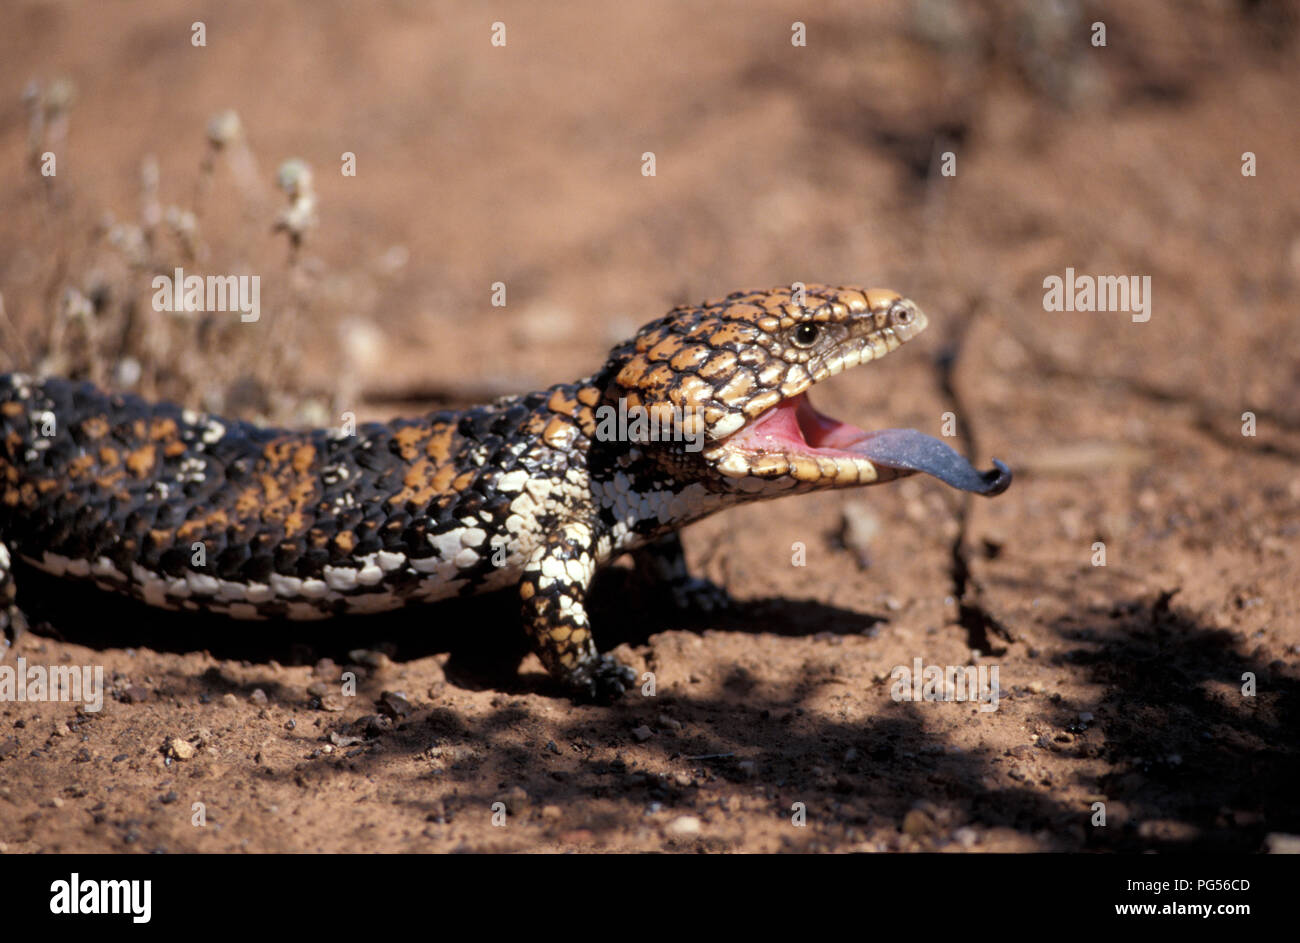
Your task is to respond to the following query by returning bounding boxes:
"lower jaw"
[707,393,1011,495]
[704,446,909,488]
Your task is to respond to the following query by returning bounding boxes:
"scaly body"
[0,285,1009,697]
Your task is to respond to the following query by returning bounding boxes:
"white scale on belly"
[23,528,528,620]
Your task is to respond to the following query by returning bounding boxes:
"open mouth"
[717,392,1011,495]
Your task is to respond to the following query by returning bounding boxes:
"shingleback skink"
[0,284,1010,698]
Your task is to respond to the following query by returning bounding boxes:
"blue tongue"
[853,429,1012,496]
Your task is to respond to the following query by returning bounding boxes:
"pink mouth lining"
[722,393,1012,496]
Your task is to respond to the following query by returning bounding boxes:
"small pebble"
[359,715,392,739]
[667,815,701,837]
[378,691,413,719]
[839,500,880,568]
[902,809,935,836]
[501,786,529,814]
[348,649,392,671]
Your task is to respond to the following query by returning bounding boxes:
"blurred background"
[3,1,1296,422]
[0,0,1297,852]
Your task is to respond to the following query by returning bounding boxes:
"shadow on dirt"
[15,563,1295,852]
[11,560,885,672]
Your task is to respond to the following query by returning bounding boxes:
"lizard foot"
[565,654,637,703]
[0,605,26,661]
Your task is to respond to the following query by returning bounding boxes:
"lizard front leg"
[0,539,26,659]
[519,522,635,701]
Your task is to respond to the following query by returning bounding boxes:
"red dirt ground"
[0,0,1297,853]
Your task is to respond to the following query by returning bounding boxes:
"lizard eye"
[792,323,820,348]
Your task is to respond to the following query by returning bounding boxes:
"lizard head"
[605,283,1011,497]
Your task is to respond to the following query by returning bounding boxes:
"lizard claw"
[566,654,637,703]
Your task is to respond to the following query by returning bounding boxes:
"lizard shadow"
[19,566,1298,852]
[11,559,885,697]
[211,592,1297,853]
[299,593,1300,848]
[587,564,890,640]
